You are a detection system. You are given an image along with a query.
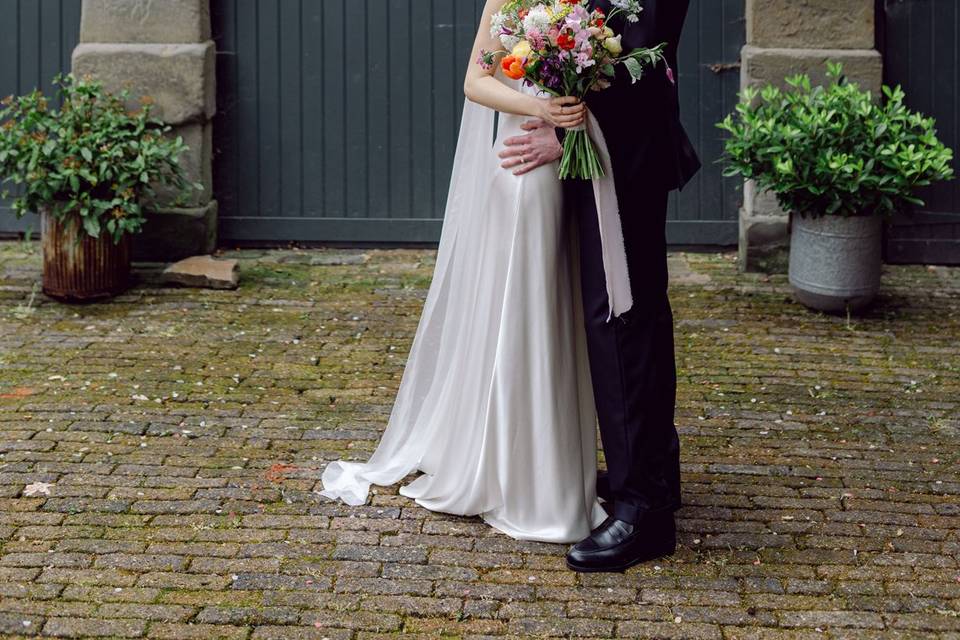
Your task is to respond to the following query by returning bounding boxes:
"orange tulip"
[501,55,525,80]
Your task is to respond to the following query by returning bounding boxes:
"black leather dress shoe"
[566,512,676,573]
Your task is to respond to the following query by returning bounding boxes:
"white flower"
[500,34,521,51]
[522,5,553,35]
[610,0,643,22]
[489,12,509,38]
[603,34,623,55]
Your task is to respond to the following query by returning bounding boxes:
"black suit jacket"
[585,0,700,192]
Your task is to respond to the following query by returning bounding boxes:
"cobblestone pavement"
[0,240,959,640]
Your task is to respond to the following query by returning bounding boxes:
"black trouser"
[565,178,682,525]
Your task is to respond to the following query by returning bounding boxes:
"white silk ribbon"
[584,110,633,321]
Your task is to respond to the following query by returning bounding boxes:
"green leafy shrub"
[0,74,200,243]
[718,62,954,218]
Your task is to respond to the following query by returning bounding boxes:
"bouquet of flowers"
[480,0,669,179]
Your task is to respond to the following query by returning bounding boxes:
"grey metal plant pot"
[788,213,883,314]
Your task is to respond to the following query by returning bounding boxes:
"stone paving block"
[36,568,138,587]
[616,620,723,639]
[94,553,188,572]
[0,582,63,601]
[147,623,250,640]
[60,585,160,603]
[195,606,300,626]
[229,572,326,592]
[137,572,231,590]
[778,609,886,629]
[97,603,196,623]
[251,626,352,640]
[42,616,146,638]
[299,610,401,633]
[359,595,462,617]
[0,552,92,568]
[330,544,425,564]
[0,612,44,636]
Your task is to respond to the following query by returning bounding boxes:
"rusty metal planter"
[41,208,131,302]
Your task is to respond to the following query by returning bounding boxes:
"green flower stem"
[559,129,605,180]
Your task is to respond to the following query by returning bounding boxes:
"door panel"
[882,0,960,264]
[211,0,745,246]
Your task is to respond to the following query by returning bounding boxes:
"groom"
[499,0,700,572]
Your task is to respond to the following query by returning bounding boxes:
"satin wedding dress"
[321,78,608,543]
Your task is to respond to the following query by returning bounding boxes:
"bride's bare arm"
[464,0,585,129]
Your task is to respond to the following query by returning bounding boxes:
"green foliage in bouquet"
[0,74,200,243]
[718,62,954,218]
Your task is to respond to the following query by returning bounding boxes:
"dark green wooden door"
[671,0,744,246]
[212,0,744,246]
[881,0,960,264]
[0,0,82,236]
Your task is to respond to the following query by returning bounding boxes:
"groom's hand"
[499,119,563,176]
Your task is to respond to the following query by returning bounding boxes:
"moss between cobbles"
[1,241,959,638]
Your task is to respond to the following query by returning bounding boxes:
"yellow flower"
[602,26,615,40]
[603,35,623,56]
[512,40,533,60]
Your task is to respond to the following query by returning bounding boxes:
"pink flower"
[547,25,561,46]
[574,28,592,47]
[476,50,495,71]
[526,28,546,50]
[575,51,596,73]
[566,5,591,26]
[666,65,676,85]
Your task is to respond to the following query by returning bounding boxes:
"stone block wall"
[72,0,216,262]
[738,0,883,272]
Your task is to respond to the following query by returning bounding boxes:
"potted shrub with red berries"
[0,74,198,301]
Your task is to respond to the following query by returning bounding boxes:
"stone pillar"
[738,0,882,272]
[72,0,216,262]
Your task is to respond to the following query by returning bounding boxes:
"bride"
[320,0,609,543]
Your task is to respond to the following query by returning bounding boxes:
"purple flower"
[666,65,676,85]
[538,55,565,92]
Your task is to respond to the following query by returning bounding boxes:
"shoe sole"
[566,545,676,574]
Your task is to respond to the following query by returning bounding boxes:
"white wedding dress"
[321,78,608,544]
